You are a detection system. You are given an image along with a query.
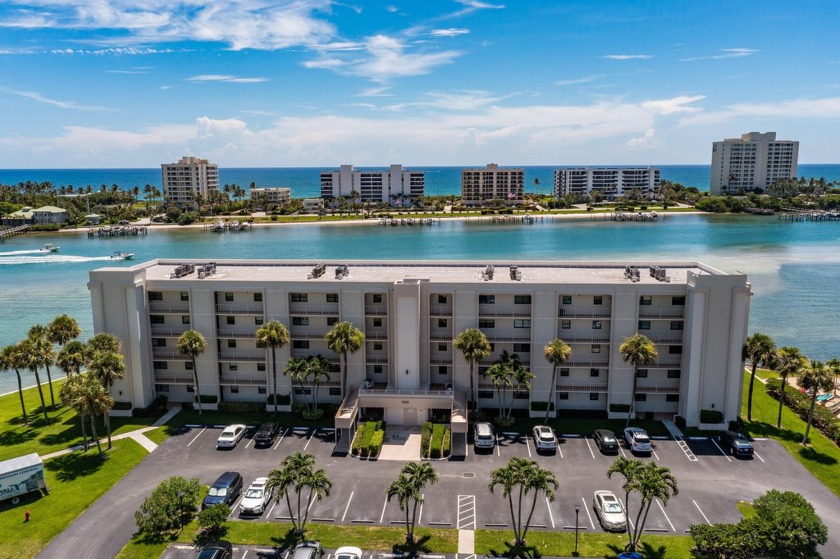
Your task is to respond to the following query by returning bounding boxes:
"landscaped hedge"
[218,401,264,413]
[530,401,554,412]
[421,421,433,456]
[113,401,133,411]
[352,420,385,458]
[700,409,724,424]
[195,394,218,404]
[266,393,291,405]
[428,423,451,459]
[766,379,840,443]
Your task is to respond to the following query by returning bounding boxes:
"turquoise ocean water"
[1,213,840,393]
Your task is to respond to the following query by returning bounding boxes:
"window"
[478,390,494,399]
[488,343,495,352]
[226,316,235,325]
[294,388,312,395]
[561,320,571,329]
[255,317,264,326]
[479,319,495,329]
[257,363,266,372]
[560,368,570,377]
[148,291,162,301]
[327,317,339,326]
[562,295,572,305]
[153,361,167,370]
[636,369,648,378]
[479,294,495,304]
[667,369,681,379]
[590,368,600,377]
[591,345,601,354]
[152,338,166,347]
[514,392,529,400]
[593,296,603,305]
[182,315,191,324]
[155,384,170,392]
[669,345,683,354]
[438,366,448,375]
[438,343,447,352]
[150,315,165,324]
[670,321,684,331]
[374,342,383,351]
[327,293,339,303]
[514,319,531,328]
[224,292,234,302]
[513,343,530,353]
[373,318,383,327]
[437,294,447,304]
[293,340,309,349]
[589,393,600,401]
[227,339,237,348]
[666,394,679,402]
[514,295,531,304]
[185,362,193,370]
[291,293,308,302]
[635,393,647,402]
[292,317,309,326]
[254,293,263,302]
[672,296,686,305]
[559,392,569,400]
[438,318,448,328]
[372,294,383,303]
[373,365,383,374]
[592,320,602,330]
[329,388,341,396]
[186,385,195,393]
[229,364,238,371]
[180,292,189,301]
[638,320,651,330]
[639,295,652,306]
[258,386,267,394]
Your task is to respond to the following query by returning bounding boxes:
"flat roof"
[101,259,734,286]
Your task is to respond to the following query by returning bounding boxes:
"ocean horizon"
[2,164,840,199]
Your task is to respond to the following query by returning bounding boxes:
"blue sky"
[1,1,839,168]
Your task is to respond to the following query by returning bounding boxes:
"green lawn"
[475,530,694,558]
[741,370,840,497]
[0,438,148,559]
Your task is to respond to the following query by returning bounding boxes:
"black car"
[197,541,233,559]
[718,430,754,457]
[593,429,619,453]
[254,422,281,447]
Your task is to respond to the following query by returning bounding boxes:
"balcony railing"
[219,376,266,386]
[150,351,188,360]
[365,330,388,340]
[558,308,612,318]
[150,327,189,337]
[289,329,329,340]
[288,303,339,316]
[153,375,193,384]
[563,360,611,368]
[429,331,453,341]
[215,303,264,315]
[365,305,388,316]
[429,358,453,365]
[365,356,389,364]
[217,352,265,362]
[563,336,612,343]
[360,387,453,397]
[637,384,681,394]
[216,328,257,339]
[485,334,531,343]
[649,335,684,344]
[638,308,685,319]
[149,302,190,313]
[479,305,532,318]
[555,383,609,392]
[429,305,453,316]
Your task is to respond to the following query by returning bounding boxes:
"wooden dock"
[87,225,148,237]
[0,224,30,241]
[778,210,840,222]
[610,211,659,222]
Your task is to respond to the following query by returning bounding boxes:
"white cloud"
[641,95,705,115]
[603,54,651,60]
[0,87,113,111]
[358,86,393,97]
[51,47,185,55]
[431,28,469,37]
[555,75,601,87]
[680,48,758,62]
[186,74,268,83]
[626,128,658,148]
[680,96,840,126]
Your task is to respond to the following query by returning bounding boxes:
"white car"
[624,427,652,454]
[239,477,273,516]
[532,425,557,452]
[217,424,247,448]
[334,546,363,559]
[593,490,627,531]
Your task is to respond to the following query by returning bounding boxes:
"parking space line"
[457,494,476,529]
[710,438,732,462]
[692,499,711,525]
[619,444,627,459]
[557,441,563,459]
[525,437,532,457]
[651,448,661,461]
[753,450,765,462]
[245,436,254,449]
[267,501,276,518]
[379,497,388,524]
[584,437,596,459]
[232,495,243,511]
[656,498,676,532]
[242,551,248,559]
[187,427,207,447]
[675,437,698,462]
[581,496,595,529]
[545,497,555,529]
[303,429,317,451]
[496,435,500,457]
[341,491,354,522]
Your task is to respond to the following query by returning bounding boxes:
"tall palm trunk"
[32,369,49,423]
[106,413,113,450]
[271,347,278,416]
[44,363,55,407]
[407,499,414,542]
[89,413,104,457]
[625,367,639,429]
[777,373,788,428]
[191,357,202,415]
[81,414,89,452]
[469,361,476,410]
[747,361,758,421]
[14,368,28,425]
[284,491,297,534]
[803,391,818,444]
[544,364,557,422]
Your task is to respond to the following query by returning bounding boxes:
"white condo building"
[461,164,525,205]
[249,187,291,208]
[161,156,219,206]
[319,165,424,204]
[554,167,661,199]
[89,259,751,452]
[710,132,799,195]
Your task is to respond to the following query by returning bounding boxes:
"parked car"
[197,541,232,559]
[202,471,243,509]
[532,425,557,452]
[239,477,274,516]
[253,422,280,447]
[292,541,323,559]
[624,427,652,454]
[592,490,627,531]
[334,546,363,559]
[216,424,247,448]
[717,430,754,457]
[593,429,619,453]
[617,553,645,559]
[473,422,495,450]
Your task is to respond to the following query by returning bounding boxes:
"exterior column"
[682,290,707,425]
[393,280,421,390]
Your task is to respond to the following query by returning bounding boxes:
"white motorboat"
[40,243,59,253]
[110,251,134,260]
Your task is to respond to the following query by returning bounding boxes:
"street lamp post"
[574,503,581,556]
[177,491,186,532]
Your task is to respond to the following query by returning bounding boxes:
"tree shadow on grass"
[269,527,302,552]
[392,534,433,556]
[799,445,837,466]
[486,539,540,559]
[193,525,229,547]
[0,426,38,447]
[745,420,837,466]
[131,530,180,546]
[43,449,106,482]
[606,542,667,559]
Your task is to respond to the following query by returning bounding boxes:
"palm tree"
[774,346,807,428]
[607,456,643,549]
[87,333,121,354]
[827,358,840,396]
[28,325,57,407]
[266,451,332,536]
[177,330,207,415]
[59,374,89,451]
[88,350,125,449]
[17,339,49,423]
[387,462,439,543]
[627,462,678,551]
[47,314,82,348]
[284,356,312,412]
[799,360,835,444]
[57,340,87,376]
[543,339,571,421]
[64,373,113,458]
[454,328,491,410]
[256,320,290,416]
[744,333,776,421]
[307,355,331,412]
[488,457,558,546]
[620,334,658,429]
[325,321,364,395]
[0,344,27,425]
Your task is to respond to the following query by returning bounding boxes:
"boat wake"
[0,255,117,265]
[0,249,52,256]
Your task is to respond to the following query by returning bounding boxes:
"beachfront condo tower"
[161,156,220,207]
[90,259,751,453]
[461,164,525,206]
[710,132,799,195]
[319,164,424,205]
[554,167,661,199]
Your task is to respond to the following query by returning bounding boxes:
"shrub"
[369,430,385,456]
[195,394,218,404]
[196,504,230,544]
[441,426,451,456]
[351,424,366,455]
[530,401,554,412]
[765,378,840,444]
[674,415,687,429]
[700,409,724,423]
[134,476,201,539]
[609,403,630,413]
[421,422,432,457]
[302,408,324,421]
[218,401,264,413]
[113,400,133,411]
[266,393,291,405]
[430,424,445,458]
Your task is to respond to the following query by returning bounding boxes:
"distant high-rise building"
[461,164,524,205]
[554,167,660,199]
[319,164,424,204]
[161,156,219,206]
[710,132,799,195]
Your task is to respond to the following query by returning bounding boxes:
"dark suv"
[593,429,619,453]
[254,422,280,447]
[718,431,754,457]
[202,471,243,509]
[197,541,233,559]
